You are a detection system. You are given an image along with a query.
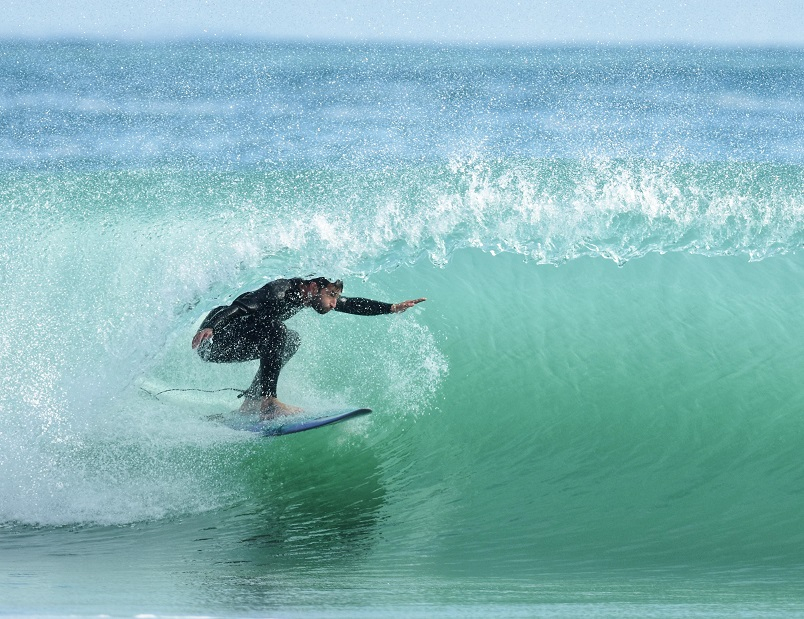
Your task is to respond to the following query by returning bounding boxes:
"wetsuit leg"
[197,318,300,399]
[197,318,261,364]
[250,324,301,398]
[239,324,300,399]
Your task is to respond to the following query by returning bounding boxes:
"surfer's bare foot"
[260,397,303,420]
[238,397,262,414]
[239,396,301,417]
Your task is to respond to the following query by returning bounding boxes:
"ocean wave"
[1,163,804,565]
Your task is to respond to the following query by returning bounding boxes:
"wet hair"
[308,277,343,291]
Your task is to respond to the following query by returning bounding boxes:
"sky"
[2,0,803,46]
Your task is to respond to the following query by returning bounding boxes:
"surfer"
[191,277,425,418]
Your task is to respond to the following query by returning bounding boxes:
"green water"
[5,246,804,616]
[2,155,804,617]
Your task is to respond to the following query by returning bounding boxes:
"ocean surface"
[1,41,804,618]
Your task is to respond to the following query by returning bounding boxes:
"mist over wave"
[2,45,804,619]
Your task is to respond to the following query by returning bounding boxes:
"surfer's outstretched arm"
[390,298,426,313]
[336,296,426,316]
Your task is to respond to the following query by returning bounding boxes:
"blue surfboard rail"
[220,407,372,437]
[263,408,372,436]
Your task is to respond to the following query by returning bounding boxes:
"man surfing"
[191,277,425,418]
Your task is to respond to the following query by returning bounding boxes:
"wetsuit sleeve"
[335,297,393,316]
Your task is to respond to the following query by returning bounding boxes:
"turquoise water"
[2,42,804,617]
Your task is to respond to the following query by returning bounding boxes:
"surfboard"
[219,407,372,437]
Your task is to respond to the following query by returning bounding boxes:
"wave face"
[2,42,804,615]
[3,164,804,560]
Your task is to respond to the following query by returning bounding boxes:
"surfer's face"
[311,284,341,314]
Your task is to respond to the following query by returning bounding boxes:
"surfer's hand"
[192,328,213,349]
[391,298,426,313]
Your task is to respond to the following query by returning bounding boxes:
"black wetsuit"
[196,278,392,399]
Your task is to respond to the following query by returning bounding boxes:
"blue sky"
[3,0,803,46]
